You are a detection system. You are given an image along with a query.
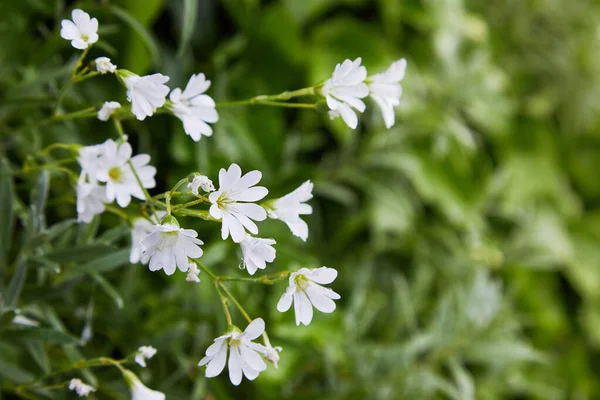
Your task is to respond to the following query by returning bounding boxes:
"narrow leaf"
[91,273,124,309]
[0,157,15,273]
[109,5,161,67]
[178,0,198,57]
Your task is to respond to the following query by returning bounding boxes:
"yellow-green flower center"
[108,167,123,182]
[294,274,310,290]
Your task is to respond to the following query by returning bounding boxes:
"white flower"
[199,318,268,386]
[135,346,157,368]
[60,9,98,50]
[123,370,165,400]
[369,58,407,128]
[94,139,156,208]
[78,141,108,177]
[129,212,166,264]
[261,345,282,368]
[121,72,170,121]
[186,260,201,282]
[68,379,96,397]
[12,314,39,327]
[97,101,121,121]
[95,57,117,74]
[240,236,276,275]
[277,267,340,326]
[188,174,215,195]
[76,178,107,223]
[321,58,369,129]
[209,164,268,243]
[141,216,204,275]
[267,180,313,241]
[169,74,219,141]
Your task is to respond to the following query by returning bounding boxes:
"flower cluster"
[55,7,421,392]
[76,139,156,222]
[323,57,407,129]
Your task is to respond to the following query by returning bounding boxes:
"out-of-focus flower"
[122,370,165,400]
[322,58,369,129]
[94,139,156,208]
[141,216,204,275]
[277,267,340,326]
[209,163,268,243]
[199,318,268,386]
[261,344,282,368]
[188,174,215,195]
[369,59,407,128]
[117,70,170,121]
[267,180,313,241]
[76,178,107,223]
[68,379,96,397]
[186,260,201,283]
[60,9,98,50]
[95,57,117,74]
[97,101,121,121]
[240,236,276,275]
[169,73,219,141]
[135,346,157,368]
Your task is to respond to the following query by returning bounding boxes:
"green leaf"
[6,259,27,308]
[0,157,14,272]
[45,245,117,265]
[178,0,198,58]
[29,170,49,234]
[91,273,124,309]
[0,327,80,345]
[109,5,162,69]
[61,248,131,279]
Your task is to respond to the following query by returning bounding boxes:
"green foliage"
[1,0,600,399]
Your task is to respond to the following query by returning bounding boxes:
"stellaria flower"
[186,260,201,283]
[68,379,96,397]
[267,180,313,241]
[117,70,170,121]
[94,139,156,208]
[60,9,98,50]
[129,212,166,264]
[97,101,121,121]
[277,267,340,326]
[199,318,268,386]
[141,216,204,275]
[209,163,268,243]
[135,346,157,368]
[122,370,165,400]
[76,178,107,223]
[321,58,369,129]
[261,344,282,368]
[95,57,117,74]
[369,58,407,128]
[188,174,215,195]
[240,236,276,275]
[168,74,219,141]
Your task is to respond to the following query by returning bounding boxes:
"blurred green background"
[2,0,600,399]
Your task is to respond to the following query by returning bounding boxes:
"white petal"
[228,346,243,386]
[243,318,265,340]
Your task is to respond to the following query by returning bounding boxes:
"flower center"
[229,338,241,347]
[294,274,310,291]
[81,34,89,41]
[108,167,123,182]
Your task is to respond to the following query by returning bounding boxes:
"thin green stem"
[113,119,160,223]
[216,86,316,108]
[216,270,290,285]
[215,283,233,325]
[171,197,209,210]
[166,178,188,215]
